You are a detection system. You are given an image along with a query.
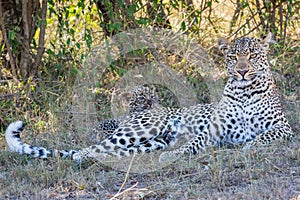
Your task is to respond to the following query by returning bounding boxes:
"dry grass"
[1,134,300,199]
[0,42,299,200]
[1,14,299,200]
[0,100,299,200]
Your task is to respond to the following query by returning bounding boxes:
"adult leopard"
[5,33,294,163]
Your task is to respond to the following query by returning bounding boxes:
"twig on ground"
[110,155,136,200]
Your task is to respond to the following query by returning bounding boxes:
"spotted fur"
[74,33,294,162]
[92,85,159,140]
[5,85,158,159]
[5,121,78,159]
[5,33,294,164]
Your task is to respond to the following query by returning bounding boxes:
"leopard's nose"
[237,70,249,76]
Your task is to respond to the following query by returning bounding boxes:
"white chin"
[236,79,253,87]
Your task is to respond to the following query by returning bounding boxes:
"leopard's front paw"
[242,141,255,150]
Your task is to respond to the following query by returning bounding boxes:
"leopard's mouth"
[233,71,257,82]
[234,75,251,82]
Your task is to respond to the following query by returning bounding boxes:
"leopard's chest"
[218,94,276,144]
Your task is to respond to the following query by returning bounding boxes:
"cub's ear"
[260,32,275,52]
[217,37,230,55]
[120,92,133,104]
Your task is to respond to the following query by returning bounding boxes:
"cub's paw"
[72,151,88,163]
[72,149,97,163]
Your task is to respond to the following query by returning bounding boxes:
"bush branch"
[34,0,47,71]
[0,0,18,83]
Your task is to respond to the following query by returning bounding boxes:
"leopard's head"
[218,33,274,84]
[121,85,158,113]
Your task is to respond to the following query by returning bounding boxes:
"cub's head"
[121,85,157,113]
[218,33,274,83]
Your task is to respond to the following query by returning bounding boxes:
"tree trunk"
[0,0,46,80]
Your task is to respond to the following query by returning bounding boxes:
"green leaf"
[32,38,37,48]
[48,0,54,6]
[84,32,92,49]
[57,50,62,58]
[67,38,71,46]
[181,21,186,31]
[46,49,55,56]
[54,63,62,70]
[287,5,292,14]
[8,30,15,40]
[65,20,69,28]
[69,28,75,36]
[65,10,69,19]
[49,7,56,15]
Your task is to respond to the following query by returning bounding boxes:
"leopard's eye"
[227,54,236,60]
[138,96,145,101]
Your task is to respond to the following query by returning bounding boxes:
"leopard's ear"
[260,32,275,52]
[217,37,230,55]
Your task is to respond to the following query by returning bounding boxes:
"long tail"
[5,121,78,159]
